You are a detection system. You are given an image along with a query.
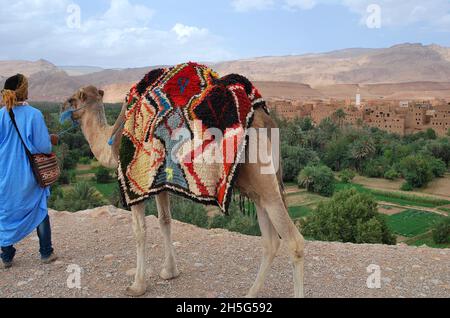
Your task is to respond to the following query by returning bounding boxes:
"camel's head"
[61,86,105,123]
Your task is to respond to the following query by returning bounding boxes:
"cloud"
[231,0,450,30]
[231,0,275,12]
[101,0,155,27]
[172,23,209,43]
[284,0,317,10]
[341,0,450,29]
[0,0,232,67]
[231,0,320,12]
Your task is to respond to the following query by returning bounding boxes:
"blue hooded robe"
[0,104,52,247]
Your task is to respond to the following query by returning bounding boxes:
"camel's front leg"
[126,202,147,297]
[156,192,180,280]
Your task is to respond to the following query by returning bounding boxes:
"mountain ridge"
[1,43,450,102]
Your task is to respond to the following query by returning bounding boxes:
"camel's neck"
[79,105,124,169]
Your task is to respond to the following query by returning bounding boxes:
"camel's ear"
[77,89,87,102]
[98,90,105,98]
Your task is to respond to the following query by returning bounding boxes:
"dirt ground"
[0,206,449,298]
[353,176,404,191]
[378,206,406,216]
[353,175,450,201]
[419,175,450,198]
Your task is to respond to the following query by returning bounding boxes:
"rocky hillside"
[0,59,59,79]
[0,206,448,298]
[101,81,326,104]
[213,43,450,86]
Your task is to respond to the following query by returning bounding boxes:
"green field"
[74,169,97,176]
[288,206,313,219]
[405,231,450,249]
[336,183,450,208]
[93,182,116,198]
[387,210,445,237]
[438,207,450,215]
[68,162,449,249]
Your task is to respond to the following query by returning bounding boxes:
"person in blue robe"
[0,74,59,268]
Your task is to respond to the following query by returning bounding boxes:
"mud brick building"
[267,93,450,137]
[431,104,450,136]
[363,104,406,135]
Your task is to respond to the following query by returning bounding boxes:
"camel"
[62,85,305,298]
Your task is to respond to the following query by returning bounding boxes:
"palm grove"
[36,102,450,246]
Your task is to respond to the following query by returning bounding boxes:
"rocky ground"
[0,206,449,298]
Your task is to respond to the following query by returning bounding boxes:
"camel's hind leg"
[126,202,147,297]
[237,163,305,298]
[156,192,180,280]
[263,192,305,298]
[246,205,281,298]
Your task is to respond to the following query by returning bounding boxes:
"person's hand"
[50,134,59,146]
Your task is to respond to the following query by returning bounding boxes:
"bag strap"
[8,109,34,159]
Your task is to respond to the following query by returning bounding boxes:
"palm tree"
[298,166,317,192]
[350,138,376,171]
[61,182,107,212]
[334,109,346,128]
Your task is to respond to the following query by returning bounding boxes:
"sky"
[1,0,450,68]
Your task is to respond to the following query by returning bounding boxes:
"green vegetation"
[146,196,261,236]
[405,231,450,248]
[387,210,445,237]
[288,206,313,219]
[146,196,210,229]
[35,102,450,247]
[36,101,122,210]
[51,182,107,212]
[58,170,76,185]
[298,164,335,197]
[302,189,396,245]
[335,183,450,208]
[438,207,450,215]
[339,169,356,184]
[74,168,97,176]
[282,146,320,182]
[275,114,450,192]
[95,166,114,184]
[209,197,261,236]
[210,211,261,236]
[94,182,117,198]
[399,155,446,189]
[384,168,400,181]
[432,217,450,244]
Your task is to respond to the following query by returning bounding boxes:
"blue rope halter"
[107,122,125,146]
[58,105,88,136]
[59,105,89,125]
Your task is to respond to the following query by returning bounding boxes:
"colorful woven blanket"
[118,62,268,213]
